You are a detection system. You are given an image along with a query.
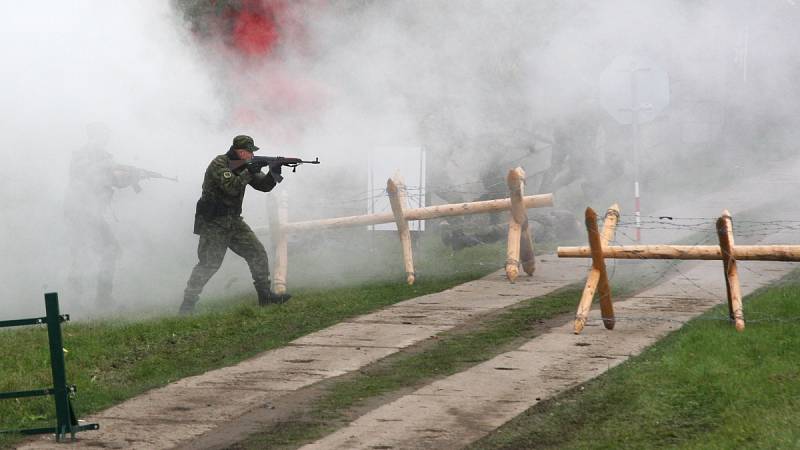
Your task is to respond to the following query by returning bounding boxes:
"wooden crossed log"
[572,205,620,334]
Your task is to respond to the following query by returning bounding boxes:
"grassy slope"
[0,237,502,445]
[470,269,800,450]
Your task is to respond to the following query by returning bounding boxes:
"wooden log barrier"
[387,175,416,285]
[558,244,800,261]
[272,191,289,295]
[559,206,799,332]
[717,210,745,332]
[574,205,620,334]
[254,175,554,293]
[279,194,553,233]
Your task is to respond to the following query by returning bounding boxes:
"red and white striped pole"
[630,62,642,243]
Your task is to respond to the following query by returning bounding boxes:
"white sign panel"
[599,54,670,125]
[368,146,426,231]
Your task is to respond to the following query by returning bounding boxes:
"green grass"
[285,229,516,289]
[469,269,800,450]
[0,236,503,447]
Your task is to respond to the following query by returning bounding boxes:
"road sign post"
[599,55,670,242]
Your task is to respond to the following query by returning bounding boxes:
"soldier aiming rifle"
[179,135,319,314]
[64,123,176,308]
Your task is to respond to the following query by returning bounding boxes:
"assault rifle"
[229,156,320,183]
[115,165,179,193]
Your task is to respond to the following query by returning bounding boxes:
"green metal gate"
[0,292,99,441]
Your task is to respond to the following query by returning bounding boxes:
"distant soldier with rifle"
[64,122,177,308]
[179,135,319,314]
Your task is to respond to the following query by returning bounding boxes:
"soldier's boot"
[451,230,482,251]
[96,278,115,309]
[96,242,120,308]
[256,287,292,306]
[439,221,453,248]
[179,291,199,316]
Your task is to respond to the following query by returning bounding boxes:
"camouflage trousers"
[65,215,121,306]
[183,216,270,306]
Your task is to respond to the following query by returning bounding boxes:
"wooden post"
[520,220,536,276]
[719,214,734,318]
[574,205,619,334]
[387,175,415,285]
[597,204,620,330]
[513,167,536,276]
[506,168,526,282]
[717,210,745,332]
[272,191,289,295]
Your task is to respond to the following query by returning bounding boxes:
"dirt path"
[300,259,794,450]
[19,259,587,450]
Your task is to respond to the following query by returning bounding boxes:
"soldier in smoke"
[439,163,508,251]
[179,135,291,315]
[432,126,589,249]
[63,123,146,307]
[434,131,537,251]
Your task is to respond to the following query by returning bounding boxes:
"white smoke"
[2,0,800,318]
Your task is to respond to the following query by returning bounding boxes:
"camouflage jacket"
[63,146,136,222]
[193,150,277,234]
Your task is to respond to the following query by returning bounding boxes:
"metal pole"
[742,25,749,84]
[630,64,642,242]
[418,146,425,232]
[44,292,73,441]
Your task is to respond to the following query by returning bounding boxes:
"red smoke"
[232,9,280,56]
[228,0,290,58]
[187,0,328,142]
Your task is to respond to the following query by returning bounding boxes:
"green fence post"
[44,292,74,442]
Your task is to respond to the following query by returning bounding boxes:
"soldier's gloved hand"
[268,162,284,183]
[246,161,261,174]
[268,162,283,176]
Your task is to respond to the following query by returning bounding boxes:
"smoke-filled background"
[1,0,799,318]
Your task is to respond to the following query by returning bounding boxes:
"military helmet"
[230,135,260,152]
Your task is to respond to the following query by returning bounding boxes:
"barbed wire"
[297,169,554,208]
[610,227,726,301]
[282,165,800,234]
[593,215,800,241]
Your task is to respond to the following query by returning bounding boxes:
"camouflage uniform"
[64,131,135,307]
[180,135,282,313]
